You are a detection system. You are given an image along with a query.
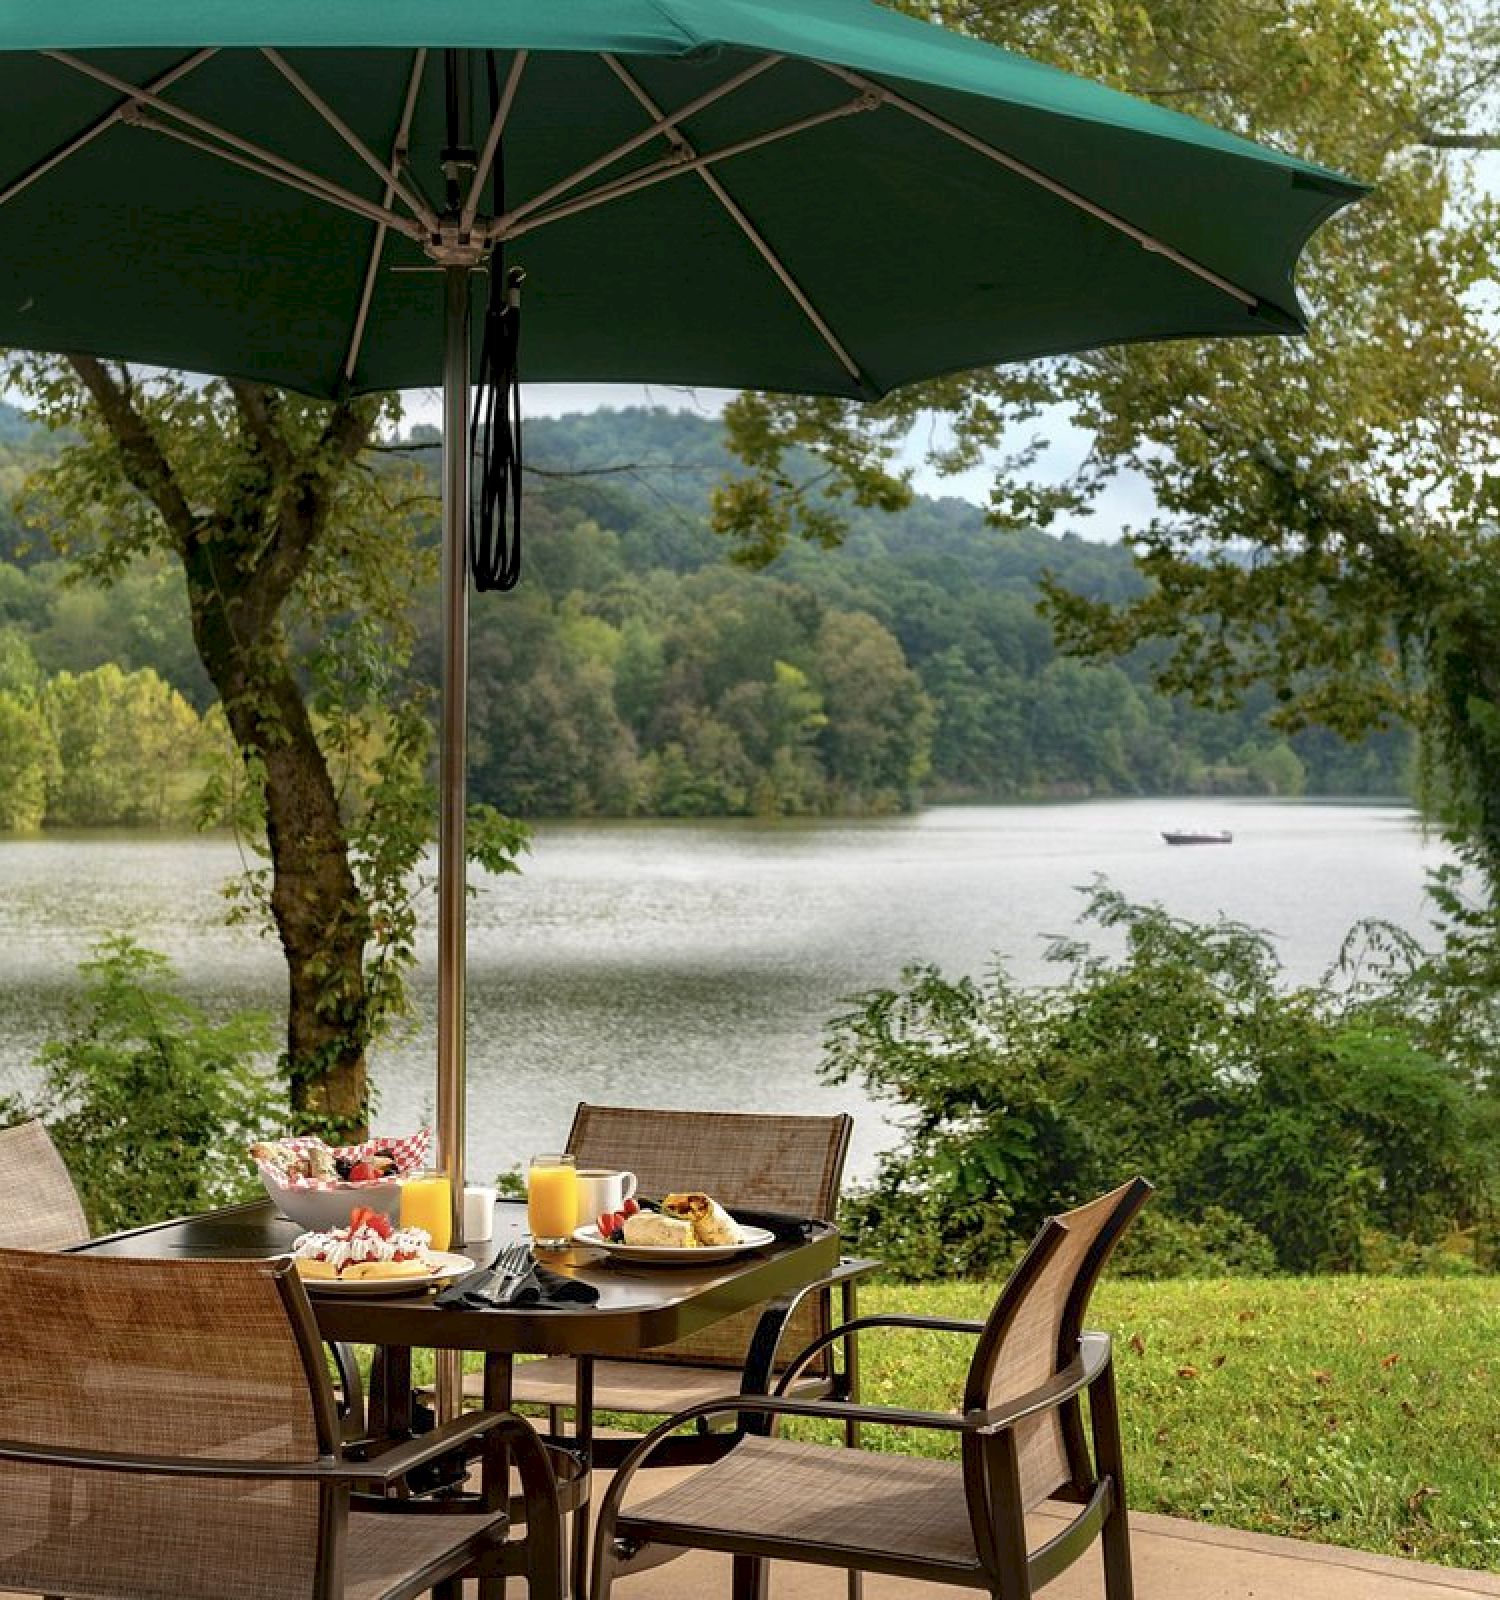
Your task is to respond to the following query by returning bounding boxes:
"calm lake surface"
[0,799,1449,1182]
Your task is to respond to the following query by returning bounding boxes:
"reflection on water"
[0,800,1447,1182]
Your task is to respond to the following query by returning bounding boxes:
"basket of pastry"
[288,1206,473,1295]
[574,1191,776,1262]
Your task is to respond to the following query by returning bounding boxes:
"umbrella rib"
[45,51,422,242]
[0,48,217,213]
[819,63,1260,313]
[496,53,782,234]
[260,48,439,232]
[598,55,867,390]
[126,110,424,239]
[345,48,429,384]
[460,50,529,237]
[498,96,878,243]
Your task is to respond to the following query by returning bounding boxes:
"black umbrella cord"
[469,52,524,592]
[469,262,524,591]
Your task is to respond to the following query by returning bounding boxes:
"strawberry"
[365,1210,393,1240]
[348,1206,372,1231]
[621,1198,640,1218]
[348,1159,382,1183]
[597,1212,615,1238]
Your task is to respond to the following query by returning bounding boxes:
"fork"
[435,1240,532,1306]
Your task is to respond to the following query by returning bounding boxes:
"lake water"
[0,799,1450,1183]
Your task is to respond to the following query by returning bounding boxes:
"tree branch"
[66,355,197,549]
[227,379,294,476]
[1418,129,1500,150]
[253,396,378,612]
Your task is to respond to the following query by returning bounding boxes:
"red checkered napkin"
[255,1127,432,1190]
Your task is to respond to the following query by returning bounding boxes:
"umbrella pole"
[435,261,471,1425]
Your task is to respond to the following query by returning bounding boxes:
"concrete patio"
[575,1512,1500,1600]
[6,1491,1496,1600]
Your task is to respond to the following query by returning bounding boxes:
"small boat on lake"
[1162,828,1233,846]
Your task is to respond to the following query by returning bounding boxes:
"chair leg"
[847,1572,863,1600]
[1090,1361,1135,1600]
[432,1580,463,1599]
[731,1554,768,1600]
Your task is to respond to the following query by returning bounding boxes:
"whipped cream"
[291,1223,430,1272]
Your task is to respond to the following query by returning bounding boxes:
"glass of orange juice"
[527,1154,578,1249]
[399,1171,452,1252]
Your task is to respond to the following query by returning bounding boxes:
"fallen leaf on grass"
[1129,1332,1146,1357]
[1312,1370,1333,1386]
[1381,1352,1401,1369]
[1177,1365,1200,1379]
[1406,1485,1439,1518]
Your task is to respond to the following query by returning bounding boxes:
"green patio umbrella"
[0,1,1361,1270]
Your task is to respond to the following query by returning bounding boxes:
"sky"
[398,380,1162,539]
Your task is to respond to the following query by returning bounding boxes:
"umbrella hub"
[423,218,491,268]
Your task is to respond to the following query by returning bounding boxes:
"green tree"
[814,610,934,809]
[0,689,56,830]
[0,624,40,700]
[43,663,202,826]
[11,361,524,1137]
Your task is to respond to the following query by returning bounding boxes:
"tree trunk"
[65,357,379,1140]
[185,543,370,1140]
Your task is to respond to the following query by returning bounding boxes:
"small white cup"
[463,1183,497,1242]
[576,1168,638,1219]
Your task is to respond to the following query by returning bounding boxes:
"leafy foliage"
[0,404,1410,821]
[6,937,283,1234]
[826,883,1497,1278]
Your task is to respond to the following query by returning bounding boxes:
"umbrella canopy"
[0,0,1361,400]
[0,5,1360,1348]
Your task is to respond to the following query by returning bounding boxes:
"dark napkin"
[508,1263,599,1308]
[435,1260,598,1311]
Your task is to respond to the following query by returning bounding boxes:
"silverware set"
[434,1239,532,1307]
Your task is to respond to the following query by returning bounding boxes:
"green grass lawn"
[424,1276,1500,1571]
[815,1277,1500,1571]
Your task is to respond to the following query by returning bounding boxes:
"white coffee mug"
[576,1168,638,1218]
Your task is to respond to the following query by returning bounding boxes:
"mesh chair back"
[0,1120,89,1249]
[964,1179,1151,1510]
[567,1104,851,1371]
[0,1249,338,1600]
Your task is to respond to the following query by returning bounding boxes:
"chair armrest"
[0,1409,544,1492]
[973,1331,1112,1435]
[740,1257,883,1392]
[339,1410,518,1485]
[772,1310,986,1396]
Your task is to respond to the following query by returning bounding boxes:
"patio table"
[72,1197,842,1597]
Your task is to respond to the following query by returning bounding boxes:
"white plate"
[571,1223,776,1263]
[295,1250,476,1296]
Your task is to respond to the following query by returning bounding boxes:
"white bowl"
[262,1173,404,1233]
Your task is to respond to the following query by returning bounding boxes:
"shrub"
[825,882,1499,1279]
[15,935,283,1233]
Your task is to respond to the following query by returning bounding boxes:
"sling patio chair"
[592,1177,1153,1600]
[0,1116,369,1438]
[470,1105,875,1469]
[0,1119,89,1250]
[0,1247,565,1600]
